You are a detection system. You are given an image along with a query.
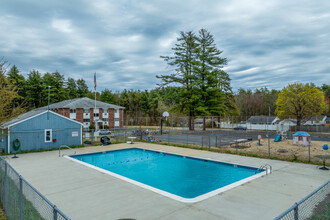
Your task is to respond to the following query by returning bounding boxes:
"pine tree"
[100,89,115,103]
[66,77,78,99]
[42,71,66,105]
[194,29,235,129]
[7,65,26,106]
[26,70,43,108]
[158,31,199,130]
[76,79,89,97]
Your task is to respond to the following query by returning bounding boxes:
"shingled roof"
[1,109,83,128]
[39,97,124,110]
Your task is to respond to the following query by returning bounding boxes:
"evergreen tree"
[66,77,78,99]
[140,90,151,116]
[76,79,89,97]
[42,71,66,105]
[194,29,230,129]
[158,31,199,130]
[7,65,26,106]
[100,89,115,103]
[25,70,43,108]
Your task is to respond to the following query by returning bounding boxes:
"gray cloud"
[1,0,329,92]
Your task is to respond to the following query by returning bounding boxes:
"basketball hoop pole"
[161,111,169,136]
[160,117,163,135]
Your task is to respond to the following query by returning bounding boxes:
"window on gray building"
[45,129,52,142]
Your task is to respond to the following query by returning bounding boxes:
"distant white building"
[302,116,327,125]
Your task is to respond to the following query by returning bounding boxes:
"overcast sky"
[1,0,329,92]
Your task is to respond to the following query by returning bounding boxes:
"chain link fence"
[275,180,330,220]
[0,156,70,220]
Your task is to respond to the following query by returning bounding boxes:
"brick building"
[41,97,124,129]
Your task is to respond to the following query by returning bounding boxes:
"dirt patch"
[220,139,330,165]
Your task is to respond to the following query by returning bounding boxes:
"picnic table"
[127,137,136,144]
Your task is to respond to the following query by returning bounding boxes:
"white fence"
[219,123,290,131]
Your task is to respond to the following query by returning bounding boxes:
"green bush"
[89,124,95,130]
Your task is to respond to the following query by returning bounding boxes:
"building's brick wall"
[99,108,103,120]
[90,108,94,125]
[76,108,83,123]
[119,109,123,128]
[108,108,114,129]
[63,108,70,118]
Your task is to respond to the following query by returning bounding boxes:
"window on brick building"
[94,113,99,117]
[84,109,89,113]
[83,119,90,122]
[115,109,118,113]
[103,118,108,122]
[70,109,76,113]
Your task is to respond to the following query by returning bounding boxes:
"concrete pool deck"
[6,143,330,220]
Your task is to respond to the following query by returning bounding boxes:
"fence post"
[209,135,211,149]
[20,176,23,220]
[125,128,127,142]
[186,133,188,146]
[308,142,311,162]
[202,136,203,148]
[294,203,298,220]
[268,134,270,157]
[236,137,238,153]
[53,205,58,220]
[219,137,221,148]
[167,132,169,144]
[215,136,217,148]
[4,162,8,213]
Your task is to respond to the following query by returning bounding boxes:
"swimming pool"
[67,148,266,203]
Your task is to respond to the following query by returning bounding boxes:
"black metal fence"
[274,180,330,220]
[0,156,70,220]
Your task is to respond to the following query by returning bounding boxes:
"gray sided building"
[0,109,82,153]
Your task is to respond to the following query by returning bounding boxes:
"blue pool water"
[71,148,261,199]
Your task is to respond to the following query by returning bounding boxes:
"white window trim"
[45,129,52,143]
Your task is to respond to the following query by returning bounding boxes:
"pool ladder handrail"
[59,145,76,157]
[255,164,272,175]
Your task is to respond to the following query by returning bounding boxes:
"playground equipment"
[274,134,281,142]
[146,133,155,141]
[258,135,262,146]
